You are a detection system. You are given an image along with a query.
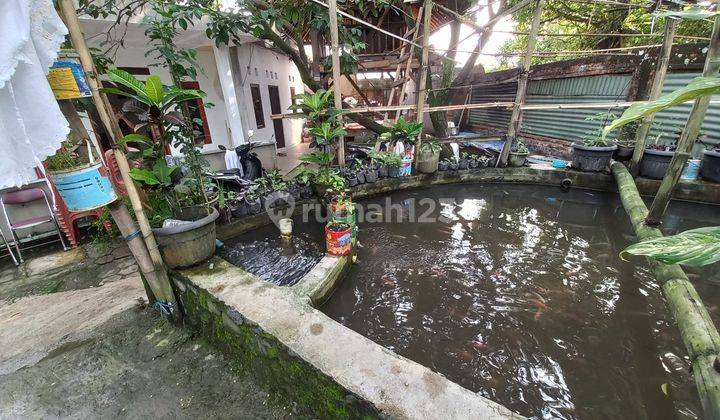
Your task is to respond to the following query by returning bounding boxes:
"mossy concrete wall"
[172,259,522,419]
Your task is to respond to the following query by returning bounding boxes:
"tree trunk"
[611,162,720,418]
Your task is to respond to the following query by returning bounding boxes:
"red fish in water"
[472,340,489,351]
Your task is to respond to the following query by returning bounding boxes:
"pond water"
[219,220,325,286]
[321,184,720,419]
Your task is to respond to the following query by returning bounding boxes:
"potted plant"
[417,141,441,174]
[449,156,460,171]
[364,164,378,183]
[479,156,491,167]
[466,153,480,169]
[294,167,315,199]
[369,151,389,178]
[508,140,529,167]
[701,145,720,183]
[105,69,218,268]
[384,151,403,178]
[45,138,118,213]
[614,139,635,162]
[457,153,469,170]
[325,219,353,256]
[256,170,291,208]
[379,117,423,149]
[570,112,619,172]
[245,191,262,214]
[438,158,450,171]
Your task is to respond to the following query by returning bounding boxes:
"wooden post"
[328,0,345,167]
[646,6,720,225]
[310,30,322,82]
[498,0,544,167]
[629,18,678,174]
[415,0,433,153]
[57,0,179,319]
[612,162,720,418]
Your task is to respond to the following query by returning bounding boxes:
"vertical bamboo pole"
[612,162,720,418]
[58,0,179,318]
[646,6,720,225]
[498,0,544,167]
[415,0,433,154]
[328,0,345,167]
[629,18,678,174]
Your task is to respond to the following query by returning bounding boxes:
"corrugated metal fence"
[467,72,720,148]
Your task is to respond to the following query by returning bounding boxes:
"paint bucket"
[681,159,701,181]
[325,223,352,256]
[400,157,413,176]
[48,163,117,212]
[332,210,358,238]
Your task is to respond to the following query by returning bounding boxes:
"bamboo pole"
[629,18,678,174]
[415,0,433,156]
[327,0,345,167]
[58,0,179,319]
[395,23,423,121]
[499,0,544,167]
[646,4,720,225]
[611,162,720,418]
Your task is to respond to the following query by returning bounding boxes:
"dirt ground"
[0,240,293,419]
[0,305,291,419]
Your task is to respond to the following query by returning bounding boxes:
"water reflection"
[322,184,720,419]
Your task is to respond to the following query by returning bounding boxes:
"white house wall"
[233,43,305,150]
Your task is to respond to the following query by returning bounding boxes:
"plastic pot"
[48,162,117,212]
[640,148,674,180]
[365,169,378,183]
[299,184,313,199]
[388,166,401,178]
[417,149,440,174]
[357,171,366,184]
[449,162,459,171]
[700,149,720,183]
[377,165,389,178]
[347,176,358,187]
[152,207,219,269]
[469,158,479,169]
[438,161,449,171]
[613,143,635,162]
[458,158,469,170]
[508,152,528,167]
[229,199,248,218]
[571,142,617,172]
[325,223,353,256]
[246,198,262,214]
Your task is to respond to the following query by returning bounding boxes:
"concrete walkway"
[277,142,310,175]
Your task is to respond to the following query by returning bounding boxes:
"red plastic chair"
[1,188,69,263]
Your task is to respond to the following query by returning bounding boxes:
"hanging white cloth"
[0,0,69,189]
[224,149,243,175]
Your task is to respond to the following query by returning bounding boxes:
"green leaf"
[655,6,720,21]
[621,226,720,267]
[119,133,152,145]
[603,77,720,137]
[145,75,164,104]
[129,168,160,185]
[106,68,150,102]
[151,160,176,185]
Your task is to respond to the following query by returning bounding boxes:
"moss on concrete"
[174,274,379,419]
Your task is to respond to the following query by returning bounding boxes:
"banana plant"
[621,226,720,267]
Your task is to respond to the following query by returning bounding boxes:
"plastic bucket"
[681,159,701,181]
[325,224,352,256]
[48,163,117,212]
[400,158,413,176]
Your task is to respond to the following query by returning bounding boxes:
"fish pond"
[321,184,720,419]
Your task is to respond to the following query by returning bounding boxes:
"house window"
[180,81,212,145]
[290,86,297,113]
[250,83,265,129]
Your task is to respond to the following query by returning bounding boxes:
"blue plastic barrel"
[49,163,117,212]
[680,159,701,181]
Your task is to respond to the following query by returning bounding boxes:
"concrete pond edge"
[172,259,524,419]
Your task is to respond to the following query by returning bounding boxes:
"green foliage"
[621,226,720,267]
[313,168,345,190]
[500,0,713,67]
[45,141,80,171]
[420,141,441,155]
[294,167,315,185]
[308,122,348,147]
[256,170,288,193]
[289,89,334,121]
[656,6,720,21]
[383,151,403,168]
[380,117,423,143]
[512,140,529,154]
[581,112,618,147]
[603,77,720,137]
[299,151,333,167]
[129,160,177,187]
